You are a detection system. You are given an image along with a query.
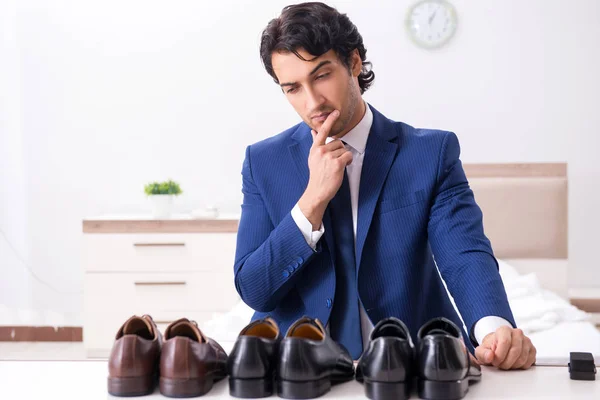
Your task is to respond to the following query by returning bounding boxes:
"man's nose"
[305,87,325,113]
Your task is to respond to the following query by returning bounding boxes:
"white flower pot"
[149,194,175,218]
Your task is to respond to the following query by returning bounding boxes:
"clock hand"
[428,9,438,25]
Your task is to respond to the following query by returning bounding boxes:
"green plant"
[144,180,183,196]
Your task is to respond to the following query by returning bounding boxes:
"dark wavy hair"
[260,2,375,94]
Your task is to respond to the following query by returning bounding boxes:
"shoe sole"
[277,377,330,399]
[277,374,353,399]
[364,379,410,400]
[418,374,481,400]
[159,376,215,398]
[229,377,274,398]
[107,375,155,397]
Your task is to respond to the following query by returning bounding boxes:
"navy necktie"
[328,167,363,359]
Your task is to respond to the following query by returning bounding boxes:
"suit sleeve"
[427,132,517,345]
[233,145,322,312]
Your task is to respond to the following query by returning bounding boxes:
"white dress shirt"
[291,102,510,348]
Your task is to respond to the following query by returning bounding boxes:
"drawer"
[83,233,237,272]
[84,271,239,316]
[83,271,240,356]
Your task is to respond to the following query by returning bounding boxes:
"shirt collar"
[325,102,372,154]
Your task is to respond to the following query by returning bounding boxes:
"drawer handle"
[134,281,187,286]
[133,243,186,247]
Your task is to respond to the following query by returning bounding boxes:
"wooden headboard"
[464,163,567,259]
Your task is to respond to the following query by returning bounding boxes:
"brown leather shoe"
[107,315,162,396]
[159,318,228,398]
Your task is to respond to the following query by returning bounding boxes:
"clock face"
[406,0,457,49]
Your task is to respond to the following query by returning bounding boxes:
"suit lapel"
[355,105,399,272]
[289,125,311,189]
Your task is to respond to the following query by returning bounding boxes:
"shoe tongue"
[167,318,206,342]
[287,317,325,340]
[123,316,153,337]
[428,328,449,335]
[242,318,279,339]
[375,323,406,338]
[419,318,460,339]
[371,318,410,341]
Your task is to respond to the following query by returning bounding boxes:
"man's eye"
[316,73,329,80]
[286,87,298,94]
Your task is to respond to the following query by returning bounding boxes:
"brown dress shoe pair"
[107,315,227,397]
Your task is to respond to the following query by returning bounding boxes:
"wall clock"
[406,0,458,49]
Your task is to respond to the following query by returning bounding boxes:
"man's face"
[271,48,362,137]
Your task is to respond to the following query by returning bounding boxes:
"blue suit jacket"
[233,104,515,351]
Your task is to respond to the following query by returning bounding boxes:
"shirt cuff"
[291,203,324,251]
[473,316,512,346]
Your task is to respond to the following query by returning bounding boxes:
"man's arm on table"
[427,131,536,370]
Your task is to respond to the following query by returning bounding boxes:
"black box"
[568,352,596,381]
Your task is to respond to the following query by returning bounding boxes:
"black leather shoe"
[277,317,354,399]
[356,317,415,400]
[227,318,281,398]
[416,318,482,400]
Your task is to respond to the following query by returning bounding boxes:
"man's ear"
[351,49,362,77]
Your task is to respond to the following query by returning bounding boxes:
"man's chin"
[306,120,343,137]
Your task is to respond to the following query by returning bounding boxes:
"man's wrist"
[298,192,327,230]
[473,316,512,346]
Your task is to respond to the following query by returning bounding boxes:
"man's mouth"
[311,112,331,123]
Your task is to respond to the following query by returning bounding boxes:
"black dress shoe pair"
[356,317,481,400]
[227,316,354,399]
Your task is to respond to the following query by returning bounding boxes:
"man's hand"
[298,110,353,229]
[474,326,536,370]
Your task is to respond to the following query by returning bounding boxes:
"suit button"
[326,298,332,308]
[291,261,299,271]
[287,265,295,274]
[296,256,304,264]
[282,270,290,278]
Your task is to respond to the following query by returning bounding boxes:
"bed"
[202,163,600,366]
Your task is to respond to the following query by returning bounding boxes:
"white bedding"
[529,321,600,365]
[202,259,600,366]
[496,259,590,334]
[496,259,600,365]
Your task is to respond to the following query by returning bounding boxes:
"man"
[233,2,535,370]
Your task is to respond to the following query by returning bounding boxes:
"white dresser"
[82,215,241,358]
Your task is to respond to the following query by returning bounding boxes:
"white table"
[0,361,597,399]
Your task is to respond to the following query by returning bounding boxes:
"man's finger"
[323,139,345,151]
[491,326,513,367]
[310,130,343,150]
[523,346,537,369]
[499,332,523,370]
[312,110,340,146]
[339,150,353,166]
[513,337,534,369]
[329,147,350,159]
[512,345,530,369]
[474,345,494,365]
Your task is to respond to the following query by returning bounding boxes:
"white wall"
[0,0,33,322]
[1,0,599,325]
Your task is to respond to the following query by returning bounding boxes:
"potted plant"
[144,179,183,218]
